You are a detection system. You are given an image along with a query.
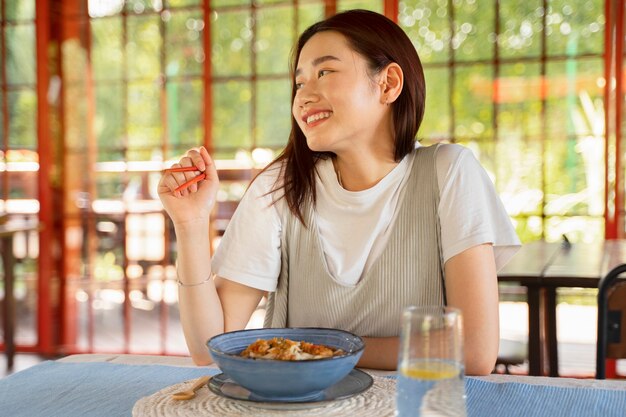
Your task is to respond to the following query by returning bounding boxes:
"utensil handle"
[164,166,201,173]
[190,375,210,392]
[174,172,207,192]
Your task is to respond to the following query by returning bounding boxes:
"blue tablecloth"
[0,361,218,417]
[466,378,626,417]
[0,361,625,417]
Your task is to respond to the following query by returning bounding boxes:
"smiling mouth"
[306,112,332,125]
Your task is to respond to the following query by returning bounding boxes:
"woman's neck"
[332,151,400,191]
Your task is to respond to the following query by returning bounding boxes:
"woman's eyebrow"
[295,55,340,76]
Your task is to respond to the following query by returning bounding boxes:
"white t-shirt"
[212,143,521,292]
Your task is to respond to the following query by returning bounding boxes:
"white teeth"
[306,112,332,124]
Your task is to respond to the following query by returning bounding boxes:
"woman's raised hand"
[158,146,219,226]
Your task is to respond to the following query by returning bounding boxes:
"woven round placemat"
[133,374,396,417]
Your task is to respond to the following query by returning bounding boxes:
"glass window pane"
[298,3,325,34]
[420,67,450,142]
[546,0,604,56]
[497,63,542,138]
[93,288,125,351]
[98,150,126,163]
[256,79,291,148]
[92,18,123,81]
[125,0,163,13]
[73,282,92,352]
[545,58,604,137]
[127,15,162,80]
[166,301,188,354]
[338,0,383,13]
[513,215,544,242]
[211,10,252,76]
[495,136,543,214]
[256,7,294,75]
[545,216,603,242]
[128,82,162,158]
[96,84,125,155]
[96,172,124,199]
[453,0,495,62]
[6,25,36,85]
[168,0,202,7]
[127,213,164,261]
[127,147,160,163]
[544,134,580,213]
[545,133,604,217]
[130,304,161,353]
[5,1,35,20]
[212,0,247,8]
[89,2,124,17]
[453,64,494,140]
[167,80,204,148]
[213,81,252,152]
[8,171,37,199]
[401,0,450,64]
[165,10,204,77]
[257,0,288,6]
[499,0,543,59]
[8,89,37,148]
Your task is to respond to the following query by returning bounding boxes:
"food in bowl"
[240,337,345,360]
[207,327,366,400]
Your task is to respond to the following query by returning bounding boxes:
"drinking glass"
[396,306,466,417]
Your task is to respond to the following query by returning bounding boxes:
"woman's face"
[292,31,389,154]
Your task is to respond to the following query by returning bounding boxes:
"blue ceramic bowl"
[207,327,365,401]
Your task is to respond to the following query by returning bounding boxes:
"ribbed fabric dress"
[264,144,445,337]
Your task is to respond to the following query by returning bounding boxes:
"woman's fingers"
[187,148,207,173]
[162,146,217,198]
[178,157,199,195]
[179,147,212,195]
[159,165,185,198]
[199,146,217,183]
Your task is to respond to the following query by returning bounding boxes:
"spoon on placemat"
[171,376,211,400]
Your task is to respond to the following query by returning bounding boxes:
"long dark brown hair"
[267,9,426,224]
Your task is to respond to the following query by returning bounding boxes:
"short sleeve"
[436,144,521,271]
[210,167,283,292]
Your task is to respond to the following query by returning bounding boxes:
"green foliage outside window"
[0,0,613,245]
[401,0,606,243]
[0,0,619,359]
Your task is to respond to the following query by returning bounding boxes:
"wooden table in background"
[0,219,40,372]
[498,240,626,377]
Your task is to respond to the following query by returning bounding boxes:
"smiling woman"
[158,9,520,376]
[1,0,616,377]
[291,31,400,166]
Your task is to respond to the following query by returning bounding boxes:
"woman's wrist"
[173,217,210,235]
[177,274,212,287]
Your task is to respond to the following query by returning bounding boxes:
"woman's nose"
[295,85,318,108]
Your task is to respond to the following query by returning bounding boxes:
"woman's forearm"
[358,336,399,370]
[174,219,223,365]
[359,329,495,375]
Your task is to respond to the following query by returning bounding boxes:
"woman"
[158,9,520,375]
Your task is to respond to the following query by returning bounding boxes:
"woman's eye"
[318,70,331,78]
[294,82,303,90]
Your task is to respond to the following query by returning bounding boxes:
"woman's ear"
[379,63,404,105]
